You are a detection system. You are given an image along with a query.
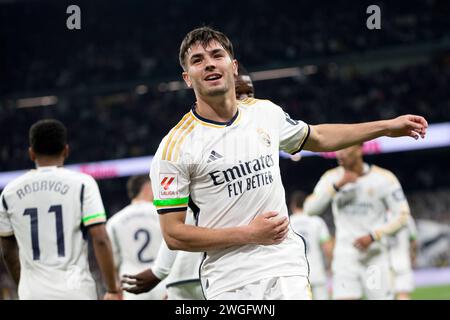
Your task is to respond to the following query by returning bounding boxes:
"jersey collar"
[190,104,241,128]
[36,165,60,171]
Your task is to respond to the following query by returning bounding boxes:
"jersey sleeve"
[0,192,14,237]
[152,240,177,280]
[81,175,107,227]
[303,170,337,216]
[150,142,190,214]
[275,104,310,154]
[371,172,410,241]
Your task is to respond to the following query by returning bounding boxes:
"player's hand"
[248,211,289,245]
[121,269,161,294]
[353,234,373,251]
[335,170,359,189]
[385,115,428,140]
[103,292,123,300]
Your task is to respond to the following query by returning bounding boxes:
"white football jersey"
[290,213,330,284]
[304,164,410,260]
[106,201,164,300]
[387,215,417,273]
[150,98,310,299]
[0,166,106,299]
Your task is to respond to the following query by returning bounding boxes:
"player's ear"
[182,71,192,88]
[28,147,36,162]
[232,60,238,77]
[63,144,70,159]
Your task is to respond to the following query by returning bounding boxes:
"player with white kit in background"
[289,190,333,300]
[0,119,120,300]
[106,175,166,300]
[387,214,417,300]
[304,144,411,300]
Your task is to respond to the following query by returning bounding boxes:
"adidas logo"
[207,150,223,163]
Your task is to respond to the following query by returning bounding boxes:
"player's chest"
[190,124,279,168]
[335,175,384,205]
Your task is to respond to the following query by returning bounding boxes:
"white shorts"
[332,253,394,300]
[311,283,329,300]
[167,280,204,300]
[209,275,312,300]
[393,270,414,293]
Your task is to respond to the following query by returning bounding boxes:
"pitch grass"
[411,285,450,300]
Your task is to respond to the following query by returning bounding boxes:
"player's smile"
[203,73,223,85]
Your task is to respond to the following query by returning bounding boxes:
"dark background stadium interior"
[1,0,449,299]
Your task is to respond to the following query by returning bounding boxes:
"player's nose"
[204,56,216,71]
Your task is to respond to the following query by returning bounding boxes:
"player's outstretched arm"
[160,211,289,252]
[89,224,122,300]
[304,115,428,152]
[0,235,20,285]
[121,268,161,294]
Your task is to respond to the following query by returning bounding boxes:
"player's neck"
[350,160,365,176]
[132,192,153,204]
[132,198,152,204]
[35,157,64,168]
[195,92,238,123]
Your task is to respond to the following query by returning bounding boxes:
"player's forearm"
[163,223,253,252]
[371,206,410,241]
[303,191,333,216]
[0,236,21,285]
[92,236,120,293]
[306,121,389,152]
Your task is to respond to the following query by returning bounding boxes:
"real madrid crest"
[257,128,271,147]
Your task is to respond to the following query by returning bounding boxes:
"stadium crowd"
[1,0,449,95]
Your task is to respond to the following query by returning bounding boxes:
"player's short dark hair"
[29,119,67,156]
[290,191,307,210]
[179,26,234,70]
[127,175,150,200]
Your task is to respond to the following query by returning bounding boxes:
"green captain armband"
[82,212,106,225]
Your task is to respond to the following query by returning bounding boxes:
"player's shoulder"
[240,97,279,111]
[60,168,98,186]
[240,97,272,106]
[370,165,399,184]
[322,167,340,179]
[290,213,310,224]
[107,205,130,226]
[1,170,35,194]
[310,214,327,227]
[109,202,157,224]
[156,111,198,162]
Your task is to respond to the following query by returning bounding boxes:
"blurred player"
[122,209,204,300]
[235,64,254,100]
[289,190,333,300]
[304,144,411,299]
[106,175,166,300]
[151,26,427,300]
[387,214,417,300]
[121,68,255,300]
[0,119,120,300]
